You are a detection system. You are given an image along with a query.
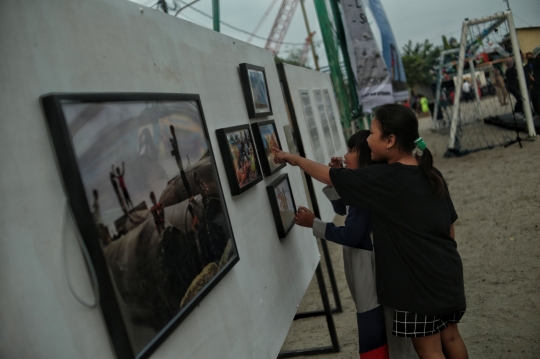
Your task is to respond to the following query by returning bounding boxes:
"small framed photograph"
[216,124,263,196]
[266,173,296,238]
[40,92,239,359]
[239,63,273,118]
[250,120,286,176]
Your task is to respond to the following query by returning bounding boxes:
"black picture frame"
[250,119,286,176]
[239,63,273,118]
[215,124,263,196]
[40,92,240,359]
[266,173,297,239]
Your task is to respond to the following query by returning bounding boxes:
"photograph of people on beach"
[49,94,239,357]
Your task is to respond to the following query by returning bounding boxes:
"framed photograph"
[250,120,286,176]
[215,124,263,195]
[40,93,239,359]
[266,173,297,238]
[239,63,273,118]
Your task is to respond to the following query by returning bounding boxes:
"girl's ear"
[387,134,396,149]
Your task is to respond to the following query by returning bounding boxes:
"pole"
[300,0,320,71]
[447,19,469,152]
[328,0,362,123]
[313,0,352,133]
[505,10,535,137]
[212,0,220,32]
[433,49,459,130]
[468,59,481,102]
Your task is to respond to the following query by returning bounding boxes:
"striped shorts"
[392,310,465,337]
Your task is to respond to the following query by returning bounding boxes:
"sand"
[280,123,540,358]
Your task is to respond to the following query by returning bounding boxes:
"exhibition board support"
[277,264,339,358]
[277,63,342,315]
[276,63,341,356]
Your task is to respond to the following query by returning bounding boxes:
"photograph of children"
[248,68,271,113]
[267,174,296,238]
[54,95,238,357]
[221,125,262,194]
[251,120,286,176]
[274,179,295,228]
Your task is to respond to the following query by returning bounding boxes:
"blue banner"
[367,0,408,101]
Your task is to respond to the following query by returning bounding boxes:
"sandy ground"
[280,118,540,358]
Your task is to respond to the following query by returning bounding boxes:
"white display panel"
[0,1,320,358]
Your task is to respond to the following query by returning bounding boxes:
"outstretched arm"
[273,147,332,186]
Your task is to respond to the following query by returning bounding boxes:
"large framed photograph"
[250,120,286,176]
[216,124,263,195]
[239,63,273,118]
[40,93,239,359]
[266,174,296,239]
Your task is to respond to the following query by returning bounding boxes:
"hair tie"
[414,137,427,151]
[413,137,426,157]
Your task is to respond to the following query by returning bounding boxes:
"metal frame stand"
[276,63,341,357]
[277,264,339,358]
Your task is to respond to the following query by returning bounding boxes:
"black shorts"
[392,310,465,337]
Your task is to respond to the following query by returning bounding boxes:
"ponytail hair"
[374,104,445,197]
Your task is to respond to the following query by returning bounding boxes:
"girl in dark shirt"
[296,130,416,359]
[273,104,468,359]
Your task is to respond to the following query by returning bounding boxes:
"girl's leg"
[440,323,468,359]
[411,334,445,359]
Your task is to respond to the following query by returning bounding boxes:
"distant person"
[294,130,416,359]
[109,165,130,218]
[505,60,524,115]
[523,51,535,114]
[524,52,534,91]
[420,95,429,115]
[491,68,508,106]
[149,191,165,235]
[462,80,471,102]
[113,161,134,210]
[410,92,418,114]
[530,46,540,114]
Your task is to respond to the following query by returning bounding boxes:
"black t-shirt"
[330,164,466,316]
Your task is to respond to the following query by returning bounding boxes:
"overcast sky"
[129,0,539,69]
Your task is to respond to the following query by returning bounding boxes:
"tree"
[441,35,459,50]
[401,39,440,88]
[274,48,311,69]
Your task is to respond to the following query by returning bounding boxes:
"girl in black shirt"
[274,104,468,359]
